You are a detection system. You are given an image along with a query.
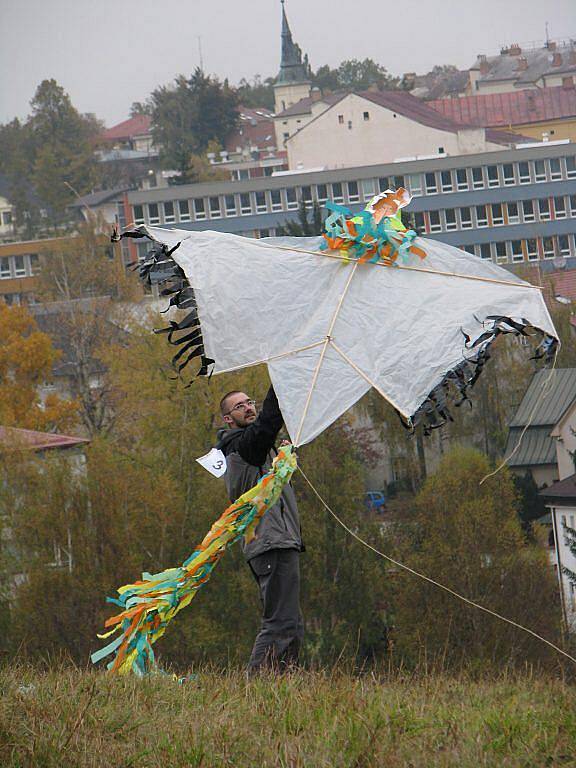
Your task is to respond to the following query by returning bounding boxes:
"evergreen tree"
[276,200,324,237]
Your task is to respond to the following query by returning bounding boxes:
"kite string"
[297,463,576,667]
[479,345,559,485]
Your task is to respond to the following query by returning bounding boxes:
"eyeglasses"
[226,399,256,415]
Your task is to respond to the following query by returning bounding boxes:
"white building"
[541,476,576,630]
[281,90,529,171]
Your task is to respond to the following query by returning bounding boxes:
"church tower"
[273,1,312,115]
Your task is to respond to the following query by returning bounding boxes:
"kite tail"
[91,445,297,676]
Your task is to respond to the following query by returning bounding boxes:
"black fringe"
[112,227,214,383]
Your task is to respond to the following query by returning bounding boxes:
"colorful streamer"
[321,193,427,266]
[91,444,297,675]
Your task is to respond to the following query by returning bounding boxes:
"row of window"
[131,156,576,226]
[459,234,576,264]
[411,156,576,196]
[0,253,39,280]
[413,195,576,234]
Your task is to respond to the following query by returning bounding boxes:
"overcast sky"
[1,0,574,127]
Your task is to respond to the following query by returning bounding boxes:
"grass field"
[2,665,576,767]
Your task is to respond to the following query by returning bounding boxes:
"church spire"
[277,1,310,85]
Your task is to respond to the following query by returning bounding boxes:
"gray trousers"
[247,548,304,672]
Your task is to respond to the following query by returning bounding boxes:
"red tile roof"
[0,426,90,452]
[101,115,152,142]
[429,86,576,128]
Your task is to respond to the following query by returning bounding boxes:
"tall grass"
[1,664,576,767]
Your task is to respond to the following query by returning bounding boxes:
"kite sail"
[115,190,558,444]
[91,444,297,675]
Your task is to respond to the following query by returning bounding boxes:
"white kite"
[115,190,558,446]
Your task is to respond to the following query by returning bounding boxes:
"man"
[217,385,304,673]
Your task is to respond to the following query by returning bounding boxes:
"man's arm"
[234,386,284,467]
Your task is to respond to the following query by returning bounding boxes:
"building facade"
[104,142,576,277]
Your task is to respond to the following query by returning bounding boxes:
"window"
[1,211,12,226]
[502,163,515,185]
[444,209,457,231]
[534,160,546,182]
[491,203,504,225]
[331,182,343,203]
[440,171,453,192]
[133,204,144,225]
[13,255,26,277]
[527,238,539,261]
[378,177,390,192]
[570,195,576,217]
[456,168,468,191]
[538,198,551,221]
[566,156,576,179]
[511,240,524,263]
[282,133,289,141]
[363,111,370,121]
[412,212,425,233]
[255,191,267,213]
[347,120,353,130]
[286,188,298,210]
[543,236,555,259]
[559,235,571,257]
[475,205,488,227]
[479,243,492,261]
[338,115,344,125]
[347,181,359,202]
[438,147,445,154]
[163,201,175,223]
[194,198,206,220]
[522,200,535,223]
[302,186,313,205]
[0,257,10,278]
[29,254,40,275]
[429,210,441,232]
[225,194,236,216]
[462,244,475,254]
[495,241,508,263]
[487,165,499,187]
[178,200,191,221]
[147,203,160,224]
[317,184,328,203]
[425,173,438,194]
[240,193,251,215]
[210,196,222,218]
[407,174,422,196]
[518,161,531,184]
[471,167,484,189]
[460,207,473,229]
[506,201,519,224]
[258,229,270,238]
[270,190,282,211]
[549,158,562,180]
[554,196,567,219]
[393,175,404,189]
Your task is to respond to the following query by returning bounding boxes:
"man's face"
[223,392,258,428]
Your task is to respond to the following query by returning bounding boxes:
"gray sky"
[1,0,574,127]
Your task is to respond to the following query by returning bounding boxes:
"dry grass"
[1,665,576,767]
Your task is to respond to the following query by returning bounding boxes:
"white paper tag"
[196,448,227,478]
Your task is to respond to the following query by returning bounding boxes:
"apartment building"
[106,142,576,279]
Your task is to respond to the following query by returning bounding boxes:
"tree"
[28,80,101,222]
[391,448,561,669]
[313,58,398,94]
[276,200,324,237]
[236,75,275,110]
[150,69,239,183]
[0,303,77,432]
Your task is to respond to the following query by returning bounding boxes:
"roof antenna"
[545,21,549,46]
[197,35,204,71]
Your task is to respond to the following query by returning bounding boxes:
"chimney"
[517,56,528,71]
[310,86,322,102]
[478,55,489,74]
[551,52,562,67]
[509,43,522,56]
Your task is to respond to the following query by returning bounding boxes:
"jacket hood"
[216,426,242,450]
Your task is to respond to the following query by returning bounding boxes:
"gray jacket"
[216,387,303,561]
